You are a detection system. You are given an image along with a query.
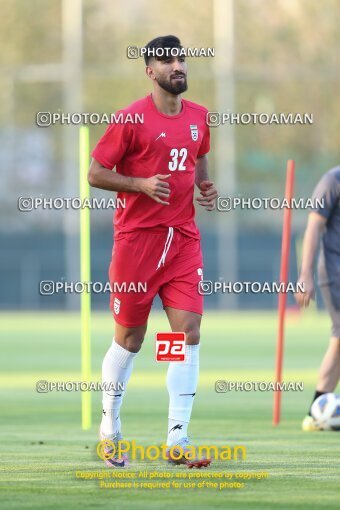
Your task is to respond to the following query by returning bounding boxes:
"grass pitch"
[0,311,340,509]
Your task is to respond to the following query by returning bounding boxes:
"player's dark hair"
[144,35,182,65]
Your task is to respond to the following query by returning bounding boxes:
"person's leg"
[316,336,340,391]
[164,307,201,446]
[307,336,340,415]
[307,282,340,416]
[102,230,158,439]
[101,322,147,437]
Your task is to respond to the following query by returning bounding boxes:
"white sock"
[166,344,200,446]
[101,339,137,437]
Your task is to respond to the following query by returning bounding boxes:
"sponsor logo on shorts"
[155,332,186,362]
[114,297,121,315]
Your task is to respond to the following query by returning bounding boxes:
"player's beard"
[156,74,188,95]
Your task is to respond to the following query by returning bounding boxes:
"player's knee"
[115,324,146,353]
[185,325,200,345]
[122,337,144,353]
[115,334,144,353]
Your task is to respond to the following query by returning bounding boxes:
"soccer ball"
[311,393,340,431]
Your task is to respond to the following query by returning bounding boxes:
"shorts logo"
[155,332,186,362]
[190,124,198,142]
[114,297,121,315]
[197,268,203,280]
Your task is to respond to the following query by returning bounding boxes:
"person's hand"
[195,180,218,211]
[139,174,171,205]
[295,273,315,307]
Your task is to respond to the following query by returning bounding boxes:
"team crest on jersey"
[114,297,121,315]
[190,124,198,141]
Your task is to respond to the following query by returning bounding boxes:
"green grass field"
[1,311,340,509]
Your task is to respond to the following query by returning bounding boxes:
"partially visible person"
[295,166,340,431]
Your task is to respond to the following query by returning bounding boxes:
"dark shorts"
[318,263,340,337]
[319,284,340,338]
[109,228,204,328]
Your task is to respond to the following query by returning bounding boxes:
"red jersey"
[91,94,210,239]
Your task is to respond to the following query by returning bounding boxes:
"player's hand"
[139,174,171,205]
[294,274,315,307]
[195,180,218,211]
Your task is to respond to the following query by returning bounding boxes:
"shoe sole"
[186,458,212,469]
[166,450,212,469]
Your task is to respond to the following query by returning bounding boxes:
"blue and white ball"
[311,393,340,431]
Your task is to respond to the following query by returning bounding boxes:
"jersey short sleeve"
[312,171,340,221]
[197,124,210,157]
[91,119,134,169]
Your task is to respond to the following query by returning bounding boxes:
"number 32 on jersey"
[168,148,188,171]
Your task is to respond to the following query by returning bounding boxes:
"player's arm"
[295,212,326,307]
[88,158,171,205]
[195,154,218,211]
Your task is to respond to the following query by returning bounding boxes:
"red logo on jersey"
[155,332,186,362]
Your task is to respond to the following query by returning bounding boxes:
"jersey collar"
[147,93,186,119]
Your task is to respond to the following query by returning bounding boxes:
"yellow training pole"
[79,126,92,430]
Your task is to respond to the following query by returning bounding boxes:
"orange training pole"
[273,160,295,426]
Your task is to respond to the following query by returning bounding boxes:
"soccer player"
[295,166,340,431]
[88,35,217,466]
